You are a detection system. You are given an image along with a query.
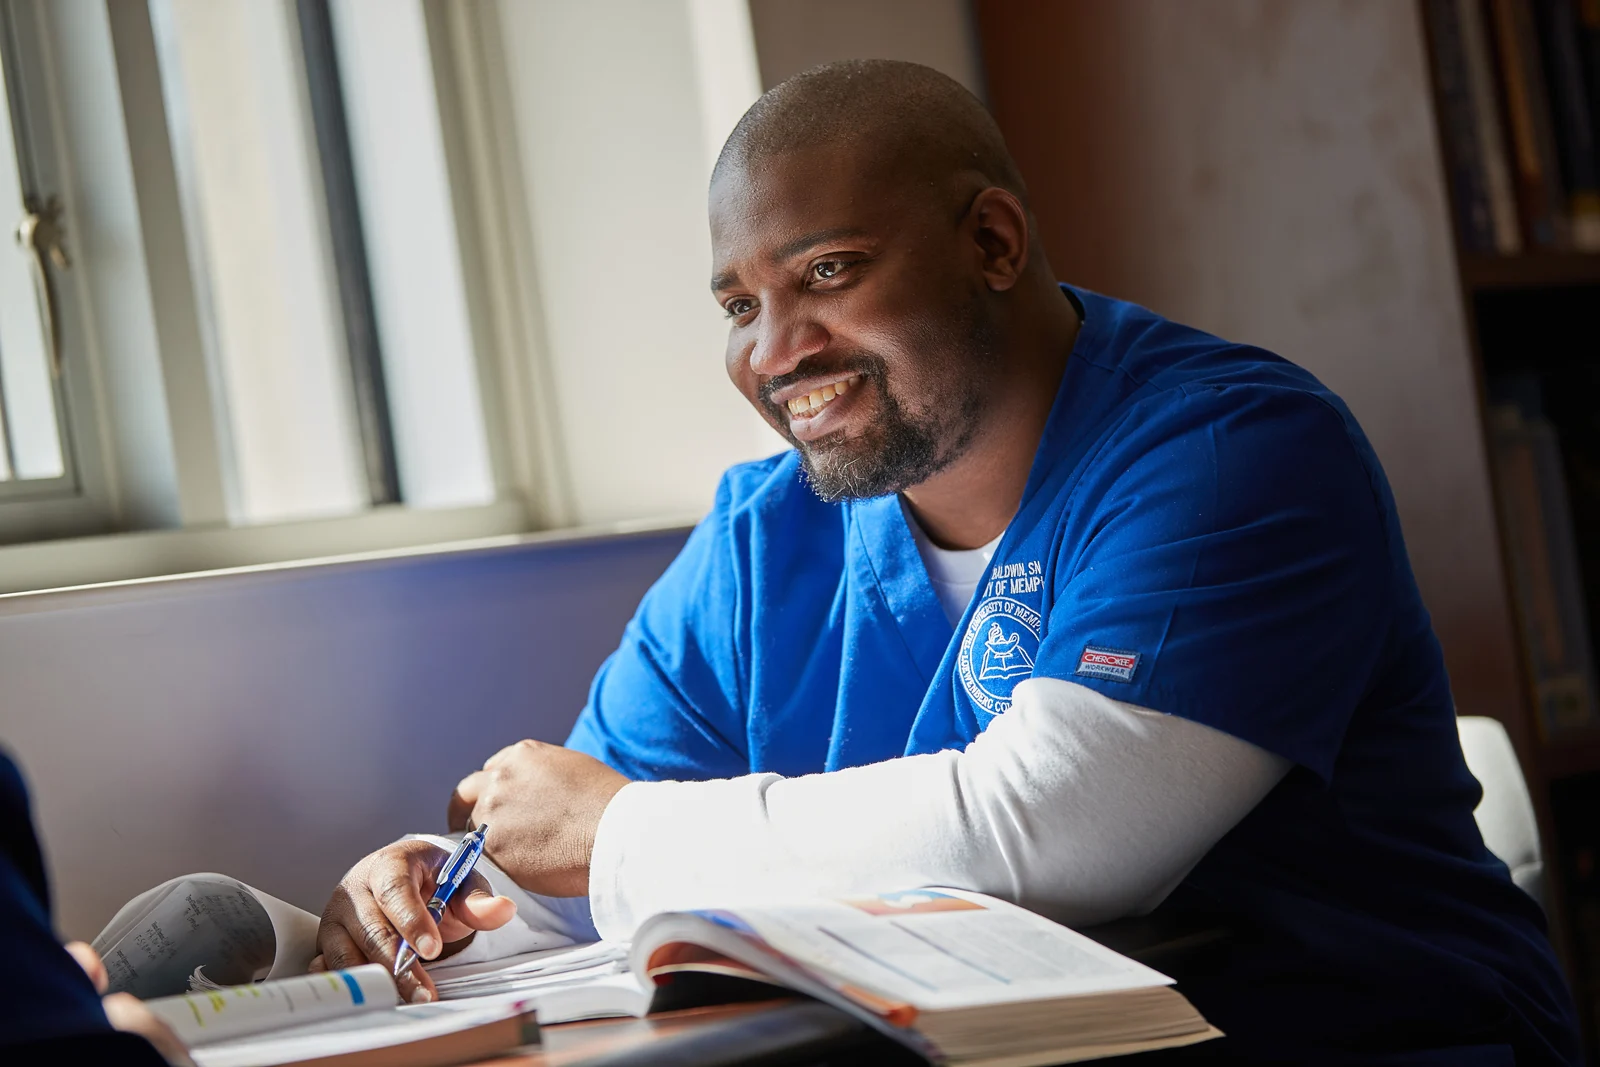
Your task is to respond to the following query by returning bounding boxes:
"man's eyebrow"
[771,227,871,264]
[710,228,872,293]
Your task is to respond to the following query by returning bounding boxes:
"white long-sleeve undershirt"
[587,676,1289,941]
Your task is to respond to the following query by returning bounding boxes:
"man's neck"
[901,283,1080,550]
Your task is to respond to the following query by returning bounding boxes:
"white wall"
[490,0,777,527]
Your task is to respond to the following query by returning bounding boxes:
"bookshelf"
[1460,249,1600,288]
[974,0,1599,1049]
[1421,0,1600,1049]
[1542,723,1600,780]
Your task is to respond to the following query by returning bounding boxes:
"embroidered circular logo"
[957,596,1042,714]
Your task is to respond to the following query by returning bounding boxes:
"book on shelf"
[1488,402,1600,735]
[1492,0,1572,248]
[1464,0,1528,251]
[1432,0,1501,252]
[1431,0,1525,252]
[1534,0,1600,248]
[1426,0,1600,253]
[94,872,1219,1067]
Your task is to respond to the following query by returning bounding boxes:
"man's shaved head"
[710,60,1066,515]
[713,59,1027,204]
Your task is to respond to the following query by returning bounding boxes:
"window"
[0,110,70,493]
[151,0,497,523]
[0,0,114,546]
[0,0,526,588]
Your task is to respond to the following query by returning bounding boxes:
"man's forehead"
[709,158,908,282]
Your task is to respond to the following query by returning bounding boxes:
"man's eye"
[812,260,845,280]
[725,298,755,319]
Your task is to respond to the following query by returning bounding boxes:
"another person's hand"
[63,941,195,1066]
[447,740,630,897]
[314,840,518,1003]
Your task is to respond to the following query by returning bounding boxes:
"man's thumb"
[454,888,517,931]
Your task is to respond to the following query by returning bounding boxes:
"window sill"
[0,500,695,599]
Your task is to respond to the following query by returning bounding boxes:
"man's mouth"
[784,374,862,419]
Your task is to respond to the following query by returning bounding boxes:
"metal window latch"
[15,194,69,378]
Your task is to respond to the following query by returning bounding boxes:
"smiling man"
[317,61,1580,1063]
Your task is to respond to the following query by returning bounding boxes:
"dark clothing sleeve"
[0,751,164,1063]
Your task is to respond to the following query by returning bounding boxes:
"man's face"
[710,149,998,502]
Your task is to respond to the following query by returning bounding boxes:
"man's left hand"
[447,741,630,897]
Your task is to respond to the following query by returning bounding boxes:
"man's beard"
[761,350,985,504]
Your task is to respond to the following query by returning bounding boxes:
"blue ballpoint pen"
[393,824,489,978]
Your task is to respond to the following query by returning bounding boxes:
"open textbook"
[141,964,538,1067]
[95,872,1218,1065]
[609,888,1217,1065]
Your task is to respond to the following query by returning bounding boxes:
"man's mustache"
[759,353,884,408]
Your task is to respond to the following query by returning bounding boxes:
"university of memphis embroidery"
[1076,645,1141,683]
[958,590,1043,714]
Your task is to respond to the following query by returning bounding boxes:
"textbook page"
[145,964,397,1047]
[638,888,1175,1015]
[92,874,320,999]
[191,999,538,1067]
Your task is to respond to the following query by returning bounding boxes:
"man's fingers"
[317,922,369,972]
[447,887,518,933]
[324,917,433,1003]
[318,884,376,969]
[370,868,441,964]
[481,742,528,771]
[307,954,327,973]
[448,771,487,832]
[339,898,434,1004]
[403,970,438,1004]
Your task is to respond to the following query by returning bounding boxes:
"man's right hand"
[314,839,517,1003]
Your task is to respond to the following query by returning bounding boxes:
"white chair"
[1457,715,1544,910]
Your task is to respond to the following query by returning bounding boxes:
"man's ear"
[968,187,1030,292]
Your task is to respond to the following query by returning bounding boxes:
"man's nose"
[748,305,829,379]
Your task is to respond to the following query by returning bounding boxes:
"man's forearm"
[588,677,1290,939]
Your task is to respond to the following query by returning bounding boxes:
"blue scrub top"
[568,287,1581,1063]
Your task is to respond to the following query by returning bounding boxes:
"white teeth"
[785,375,861,417]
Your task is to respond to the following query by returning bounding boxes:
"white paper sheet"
[91,874,320,999]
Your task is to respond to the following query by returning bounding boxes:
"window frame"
[0,0,556,594]
[0,0,114,542]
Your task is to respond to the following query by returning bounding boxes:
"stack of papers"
[429,941,628,999]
